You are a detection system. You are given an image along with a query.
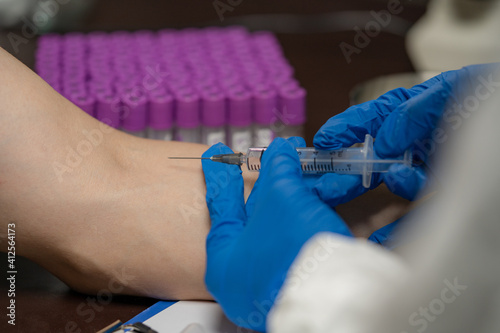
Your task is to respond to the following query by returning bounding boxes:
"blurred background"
[0,0,430,145]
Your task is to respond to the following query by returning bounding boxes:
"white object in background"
[268,234,408,333]
[253,125,274,147]
[143,301,258,333]
[180,323,206,333]
[202,126,226,146]
[269,75,500,333]
[407,0,500,71]
[0,0,35,27]
[124,129,147,138]
[229,127,252,152]
[277,124,304,140]
[149,128,173,141]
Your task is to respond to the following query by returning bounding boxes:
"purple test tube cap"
[279,87,307,126]
[253,87,278,125]
[122,93,148,132]
[201,90,226,127]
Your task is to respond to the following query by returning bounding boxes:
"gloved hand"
[313,64,498,203]
[202,138,353,332]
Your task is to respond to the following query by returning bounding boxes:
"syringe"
[169,134,412,188]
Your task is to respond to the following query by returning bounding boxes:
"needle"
[168,157,211,160]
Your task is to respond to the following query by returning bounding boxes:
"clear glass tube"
[148,128,173,141]
[228,126,252,152]
[202,126,226,146]
[253,124,274,147]
[175,127,201,143]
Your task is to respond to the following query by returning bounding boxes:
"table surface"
[0,1,427,332]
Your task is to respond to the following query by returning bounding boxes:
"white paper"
[144,301,258,333]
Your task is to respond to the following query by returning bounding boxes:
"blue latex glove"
[367,217,404,250]
[202,138,353,332]
[313,64,498,203]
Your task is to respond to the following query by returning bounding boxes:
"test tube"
[95,92,121,129]
[277,86,306,139]
[175,89,201,143]
[148,92,174,141]
[122,92,148,138]
[253,87,278,147]
[35,29,307,147]
[201,89,226,146]
[227,87,253,152]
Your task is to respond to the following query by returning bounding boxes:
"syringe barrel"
[245,150,410,173]
[244,134,411,188]
[245,146,374,174]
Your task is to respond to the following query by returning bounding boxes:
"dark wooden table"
[0,1,427,331]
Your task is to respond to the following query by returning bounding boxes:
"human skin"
[0,46,258,300]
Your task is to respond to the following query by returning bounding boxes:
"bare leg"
[0,46,257,300]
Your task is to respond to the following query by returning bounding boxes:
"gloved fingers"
[312,172,384,207]
[202,143,246,246]
[245,137,306,218]
[313,79,445,151]
[374,82,449,158]
[312,174,367,207]
[383,164,427,201]
[260,137,304,181]
[367,216,405,249]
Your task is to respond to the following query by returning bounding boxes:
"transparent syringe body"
[244,134,412,188]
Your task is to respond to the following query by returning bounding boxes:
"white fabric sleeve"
[267,232,409,333]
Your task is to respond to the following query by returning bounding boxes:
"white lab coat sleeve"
[267,232,409,333]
